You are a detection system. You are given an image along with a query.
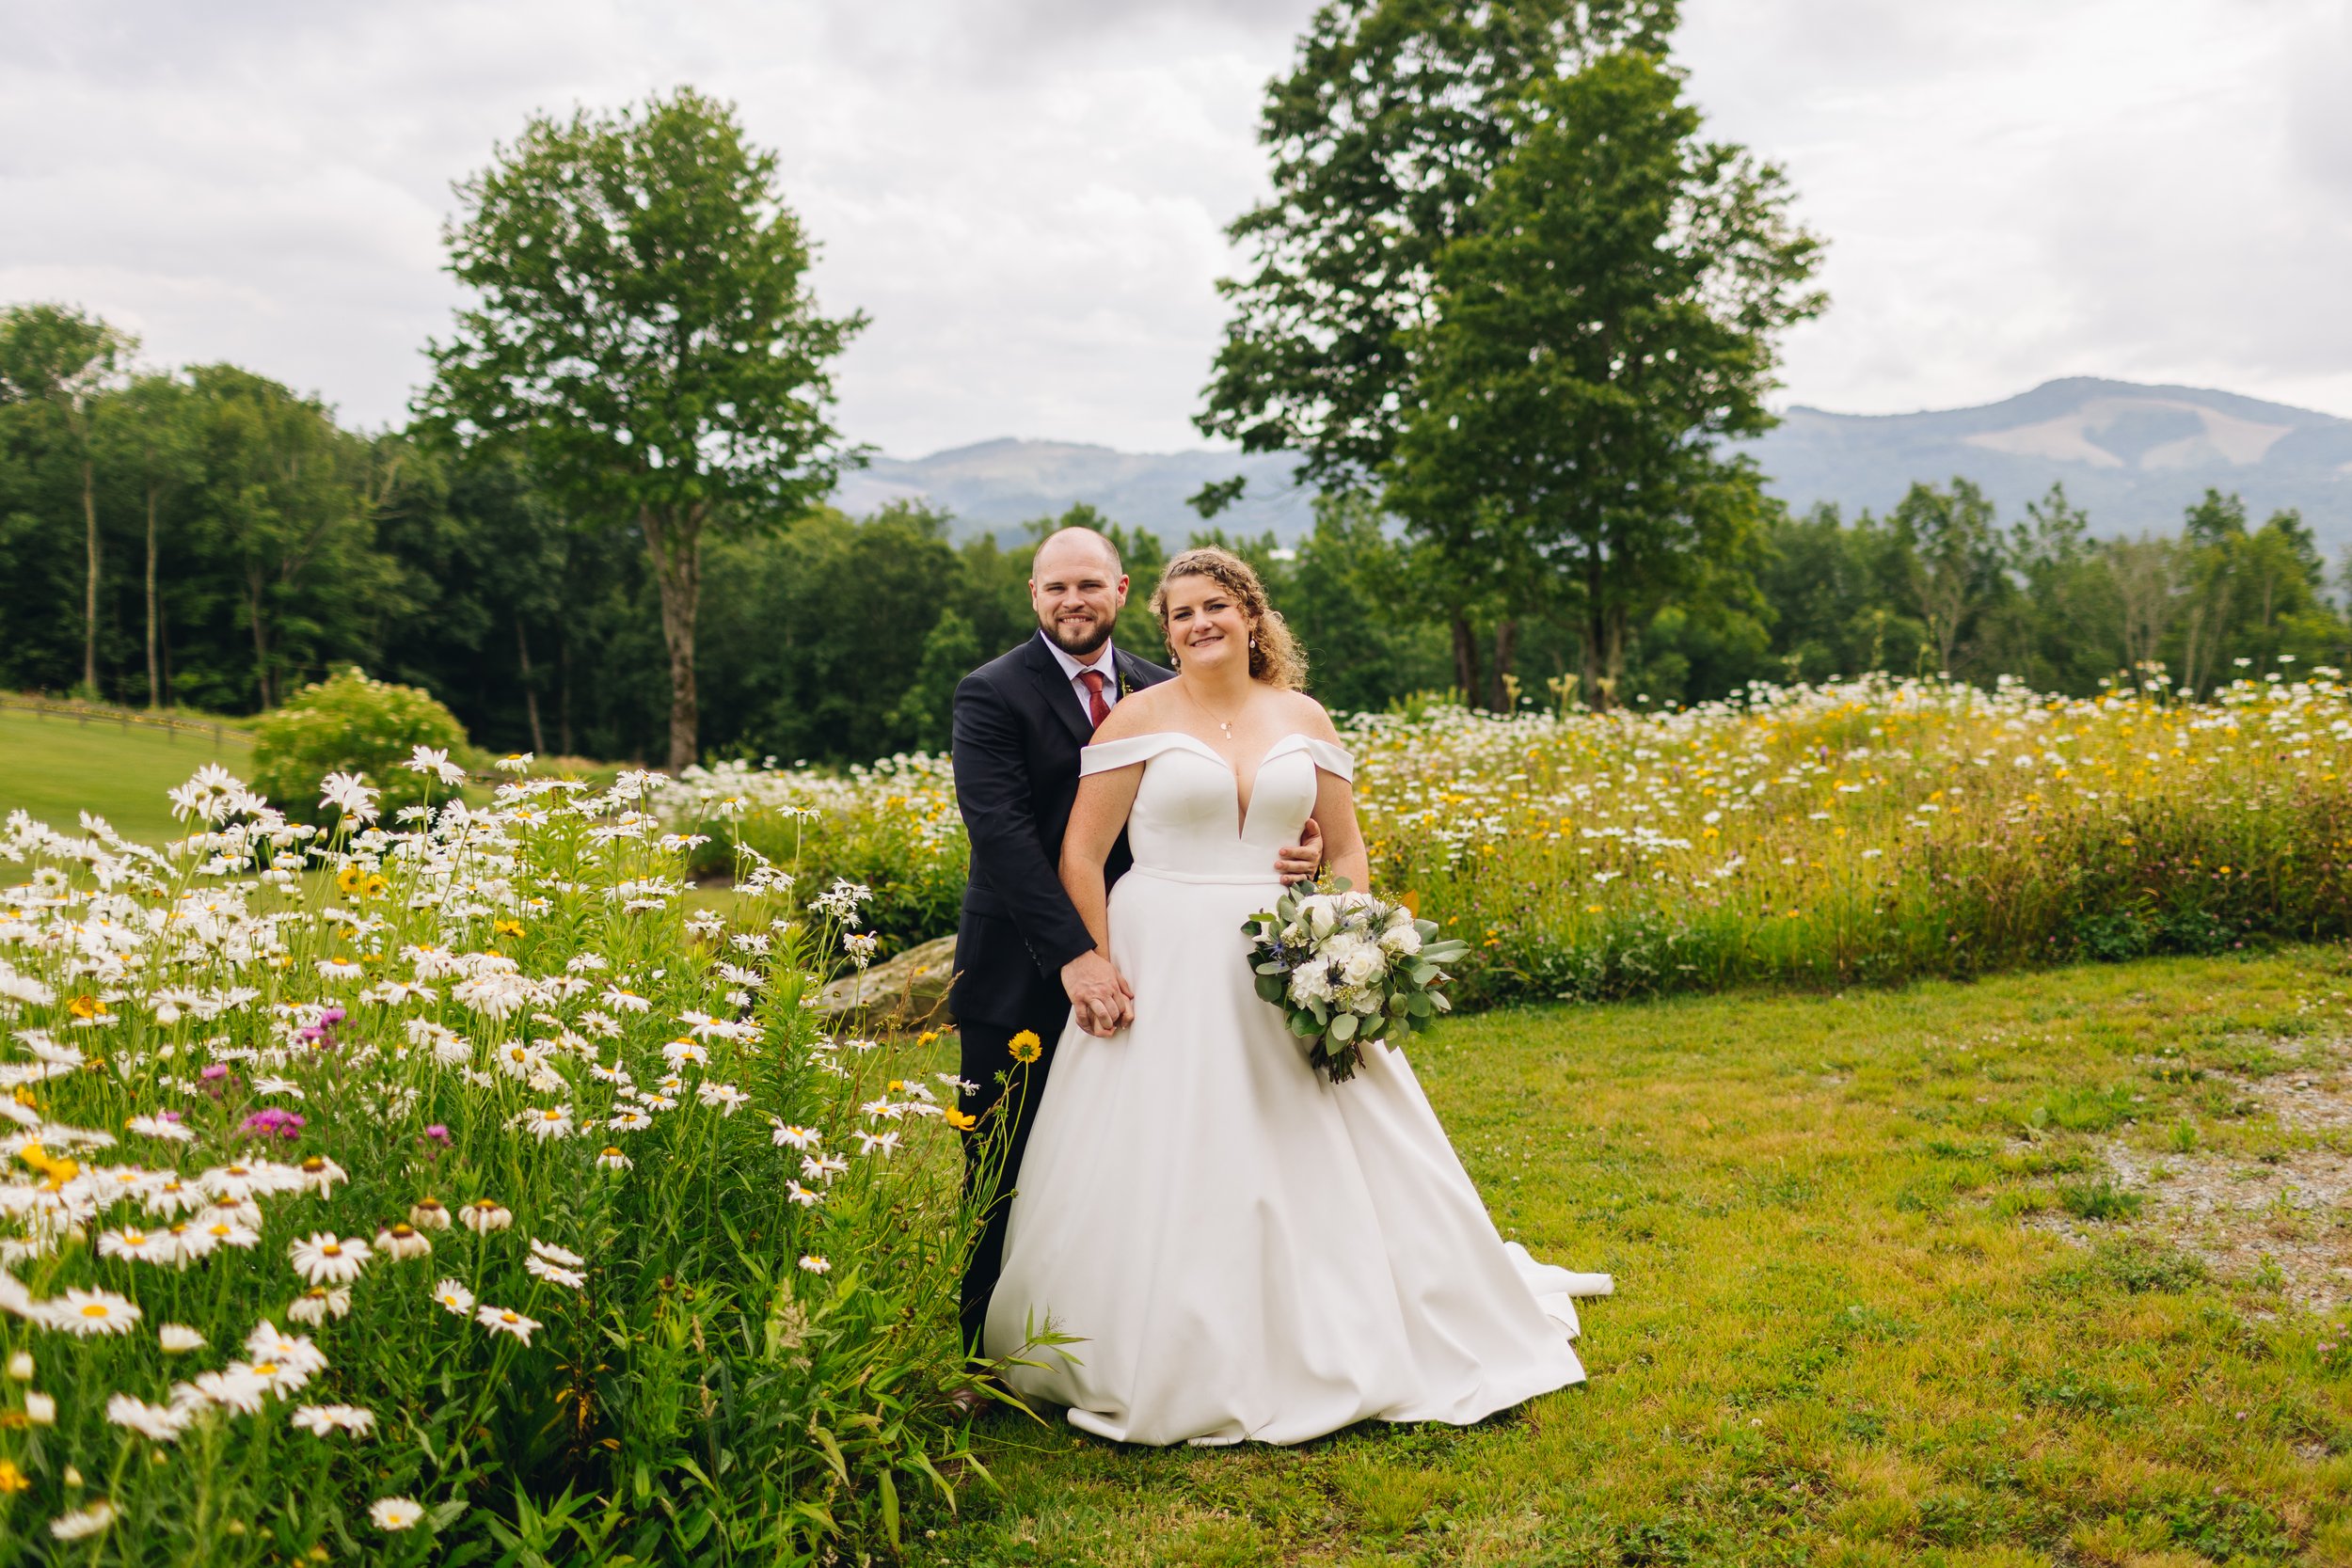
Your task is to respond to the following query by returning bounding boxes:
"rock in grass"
[815,934,959,1029]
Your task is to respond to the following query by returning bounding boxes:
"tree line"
[5,4,2347,768]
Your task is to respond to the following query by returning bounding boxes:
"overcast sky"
[4,0,2345,455]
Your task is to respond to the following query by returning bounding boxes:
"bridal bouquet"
[1242,879,1470,1084]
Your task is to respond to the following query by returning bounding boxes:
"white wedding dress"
[982,731,1609,1447]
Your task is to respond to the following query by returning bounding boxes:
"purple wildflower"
[239,1107,306,1142]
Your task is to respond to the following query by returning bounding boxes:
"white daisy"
[96,1227,176,1265]
[373,1223,432,1260]
[286,1287,352,1325]
[157,1323,204,1354]
[595,1146,632,1171]
[408,1197,453,1230]
[107,1393,193,1442]
[529,1239,585,1269]
[475,1304,540,1345]
[45,1288,141,1337]
[369,1497,424,1531]
[457,1201,512,1234]
[524,1255,586,1290]
[290,1403,376,1437]
[430,1278,476,1317]
[245,1322,327,1376]
[798,1255,831,1275]
[192,1367,269,1415]
[287,1232,370,1286]
[516,1104,576,1140]
[697,1083,750,1115]
[49,1500,117,1541]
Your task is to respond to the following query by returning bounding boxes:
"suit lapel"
[1023,634,1096,746]
[1116,647,1172,694]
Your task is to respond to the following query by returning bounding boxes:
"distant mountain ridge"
[832,439,1317,545]
[1742,377,2352,544]
[833,378,2352,549]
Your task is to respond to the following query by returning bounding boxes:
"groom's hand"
[1061,949,1134,1037]
[1274,817,1324,883]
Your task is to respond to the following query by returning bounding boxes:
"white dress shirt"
[1041,631,1120,720]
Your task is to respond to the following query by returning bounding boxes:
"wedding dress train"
[981,732,1610,1447]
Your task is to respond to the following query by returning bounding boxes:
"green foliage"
[421,87,864,770]
[0,764,999,1562]
[1387,49,1824,708]
[711,672,2352,1010]
[1200,0,1677,483]
[250,667,475,823]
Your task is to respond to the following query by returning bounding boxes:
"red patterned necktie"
[1078,669,1111,729]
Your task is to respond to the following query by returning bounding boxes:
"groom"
[949,525,1321,1356]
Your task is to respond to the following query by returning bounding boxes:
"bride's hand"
[1062,949,1134,1037]
[1273,817,1323,883]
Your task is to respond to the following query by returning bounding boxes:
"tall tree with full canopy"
[0,304,135,695]
[1385,50,1824,707]
[1196,0,1677,697]
[1200,0,1678,483]
[421,87,865,771]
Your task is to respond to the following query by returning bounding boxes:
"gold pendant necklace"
[1184,680,1241,741]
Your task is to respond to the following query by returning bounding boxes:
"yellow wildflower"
[1008,1031,1042,1065]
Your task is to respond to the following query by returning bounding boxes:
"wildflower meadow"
[7,666,2352,1562]
[0,753,1007,1561]
[681,667,2352,1004]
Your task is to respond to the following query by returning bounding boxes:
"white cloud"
[1677,0,2352,420]
[2,0,2344,456]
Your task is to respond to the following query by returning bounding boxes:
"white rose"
[1379,923,1422,957]
[1341,943,1387,987]
[1299,896,1339,939]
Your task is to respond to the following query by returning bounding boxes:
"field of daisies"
[0,756,995,1562]
[678,666,2352,1004]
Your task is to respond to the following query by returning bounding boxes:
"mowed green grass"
[914,950,2352,1567]
[0,706,250,843]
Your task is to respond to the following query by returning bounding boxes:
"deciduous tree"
[1385,50,1823,707]
[421,88,865,771]
[0,304,135,695]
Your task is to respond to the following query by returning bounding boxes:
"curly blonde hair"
[1149,546,1308,690]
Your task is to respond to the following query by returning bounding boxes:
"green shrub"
[251,667,476,824]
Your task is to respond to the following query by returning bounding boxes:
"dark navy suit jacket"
[948,633,1173,1028]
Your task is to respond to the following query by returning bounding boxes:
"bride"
[980,546,1610,1447]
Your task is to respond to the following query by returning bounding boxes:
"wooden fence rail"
[0,693,253,751]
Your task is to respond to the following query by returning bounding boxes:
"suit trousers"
[958,1010,1067,1356]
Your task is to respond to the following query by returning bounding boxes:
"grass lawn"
[913,949,2352,1566]
[0,705,251,843]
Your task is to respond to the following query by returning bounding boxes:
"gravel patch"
[2031,1035,2352,1312]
